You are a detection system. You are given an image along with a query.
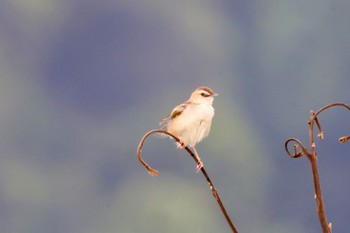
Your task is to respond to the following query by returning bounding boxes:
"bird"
[159,86,218,172]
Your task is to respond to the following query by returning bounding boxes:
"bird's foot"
[176,141,186,149]
[196,160,204,172]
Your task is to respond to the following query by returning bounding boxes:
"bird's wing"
[159,102,188,126]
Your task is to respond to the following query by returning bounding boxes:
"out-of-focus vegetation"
[0,1,349,232]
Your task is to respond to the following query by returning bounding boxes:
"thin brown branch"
[313,113,324,140]
[308,111,330,233]
[284,102,350,233]
[137,129,238,233]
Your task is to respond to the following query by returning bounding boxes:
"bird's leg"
[192,147,204,172]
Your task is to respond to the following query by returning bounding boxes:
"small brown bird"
[160,86,218,172]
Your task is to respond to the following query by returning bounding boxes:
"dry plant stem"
[308,114,330,233]
[285,102,350,233]
[137,129,238,233]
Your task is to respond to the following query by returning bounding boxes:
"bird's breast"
[167,104,215,147]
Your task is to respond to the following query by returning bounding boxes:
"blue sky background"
[0,0,349,232]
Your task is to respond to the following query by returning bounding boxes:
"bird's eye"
[201,92,209,97]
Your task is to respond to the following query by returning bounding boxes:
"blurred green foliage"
[0,0,349,233]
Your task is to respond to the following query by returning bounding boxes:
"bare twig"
[137,129,238,233]
[284,102,350,233]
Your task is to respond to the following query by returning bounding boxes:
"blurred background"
[0,0,349,232]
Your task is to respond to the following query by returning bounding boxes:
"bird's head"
[189,86,218,105]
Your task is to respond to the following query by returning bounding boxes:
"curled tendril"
[313,102,350,118]
[284,138,308,158]
[137,129,183,176]
[339,135,350,144]
[307,103,350,144]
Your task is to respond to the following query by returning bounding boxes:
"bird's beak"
[212,92,219,97]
